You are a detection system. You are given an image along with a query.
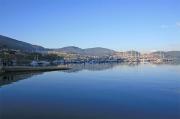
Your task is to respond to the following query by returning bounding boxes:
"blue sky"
[0,0,180,51]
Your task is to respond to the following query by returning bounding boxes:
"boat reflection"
[65,62,142,73]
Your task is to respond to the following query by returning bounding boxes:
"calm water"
[0,63,180,119]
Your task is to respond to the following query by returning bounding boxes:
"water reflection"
[0,63,128,87]
[0,63,180,119]
[0,72,43,87]
[1,62,180,87]
[0,63,121,87]
[65,62,140,73]
[65,62,180,72]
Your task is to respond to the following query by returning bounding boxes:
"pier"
[2,66,71,73]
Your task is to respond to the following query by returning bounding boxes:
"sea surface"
[0,63,180,119]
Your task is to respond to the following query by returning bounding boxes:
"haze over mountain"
[152,51,180,59]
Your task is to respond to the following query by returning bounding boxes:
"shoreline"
[2,66,71,73]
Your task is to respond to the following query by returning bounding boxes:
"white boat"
[30,60,50,66]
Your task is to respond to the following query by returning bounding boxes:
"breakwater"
[2,66,71,73]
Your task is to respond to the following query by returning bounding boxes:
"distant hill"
[166,51,180,59]
[56,46,115,56]
[0,35,114,56]
[0,35,46,52]
[84,47,115,56]
[56,46,83,54]
[152,51,180,59]
[1,35,180,58]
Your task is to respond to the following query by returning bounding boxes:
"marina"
[0,0,180,118]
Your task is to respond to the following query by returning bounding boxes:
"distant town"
[0,35,180,74]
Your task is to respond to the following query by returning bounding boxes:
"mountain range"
[55,46,115,56]
[0,35,180,58]
[152,51,180,59]
[0,35,45,52]
[0,35,115,56]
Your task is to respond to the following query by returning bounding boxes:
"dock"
[2,66,71,73]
